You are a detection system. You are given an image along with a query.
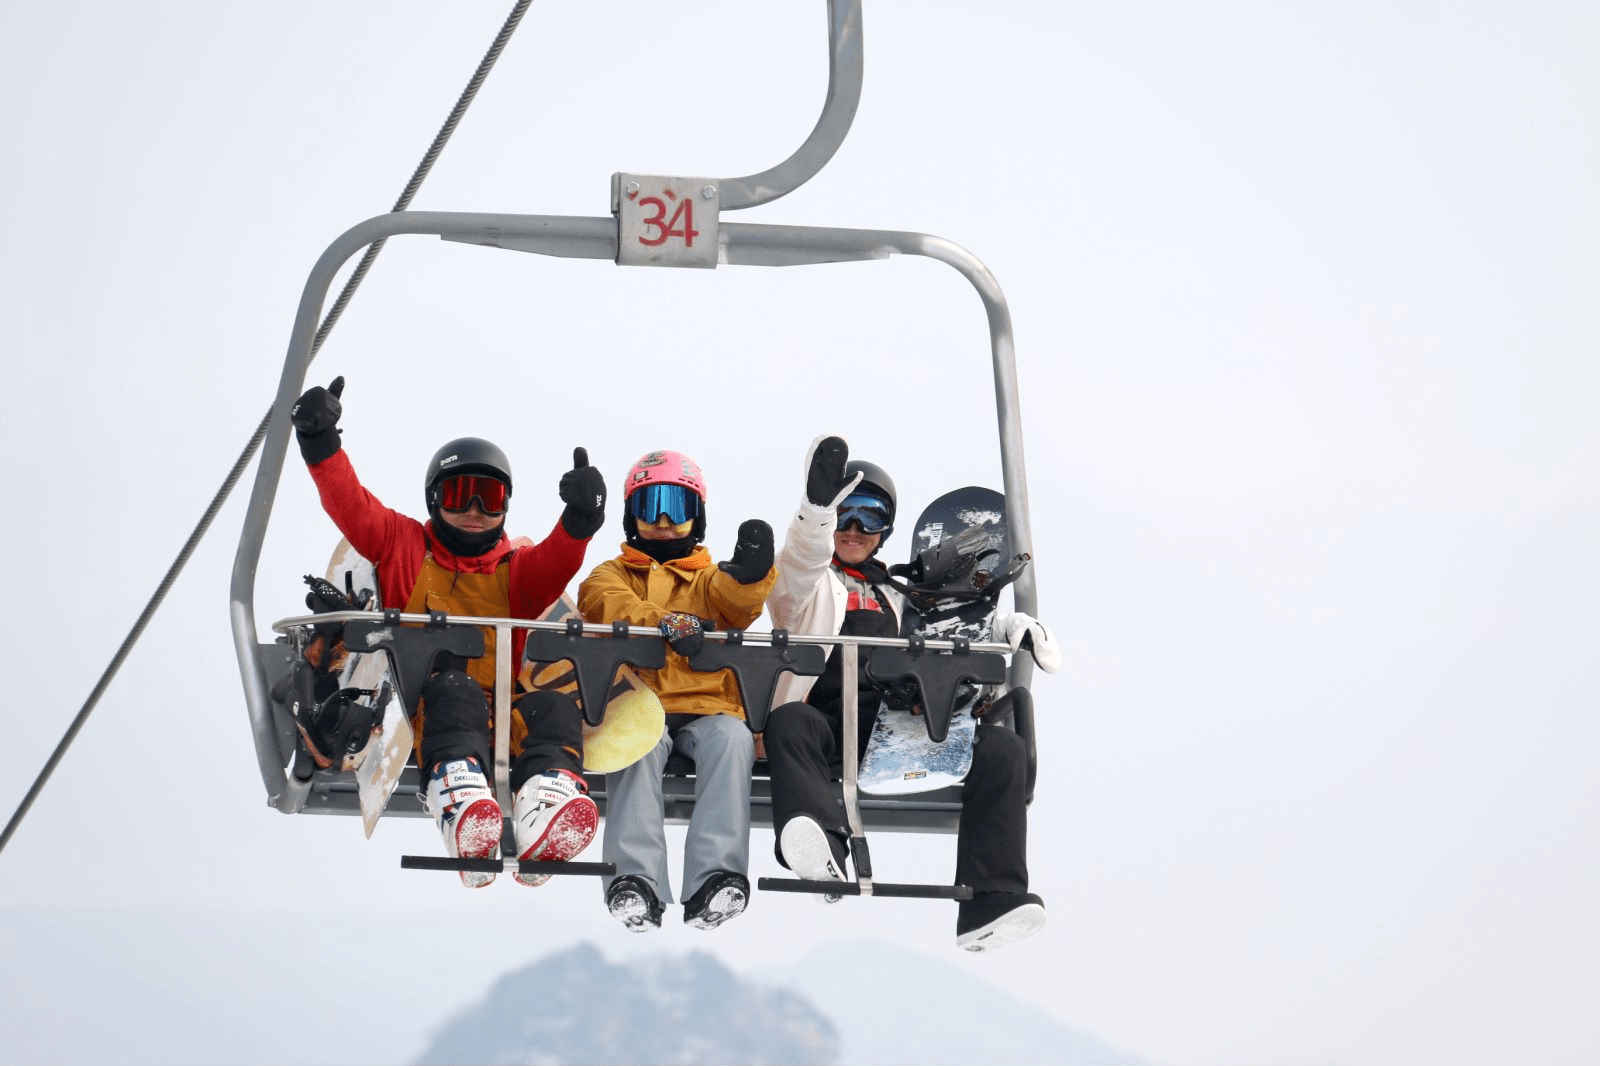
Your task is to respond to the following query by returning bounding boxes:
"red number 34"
[637,191,700,248]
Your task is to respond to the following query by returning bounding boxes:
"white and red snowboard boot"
[511,769,599,888]
[424,757,502,889]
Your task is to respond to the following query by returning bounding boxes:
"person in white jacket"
[762,435,1061,951]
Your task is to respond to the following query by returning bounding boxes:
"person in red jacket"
[291,376,607,889]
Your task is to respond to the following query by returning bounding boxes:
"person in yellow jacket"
[578,449,777,932]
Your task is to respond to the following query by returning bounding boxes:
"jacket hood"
[619,542,714,572]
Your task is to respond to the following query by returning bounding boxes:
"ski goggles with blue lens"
[629,482,702,525]
[836,492,891,534]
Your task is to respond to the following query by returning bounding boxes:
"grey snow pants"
[600,712,754,904]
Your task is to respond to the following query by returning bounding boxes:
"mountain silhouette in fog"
[413,942,837,1065]
[413,940,1142,1065]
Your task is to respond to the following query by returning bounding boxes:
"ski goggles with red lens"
[629,483,701,525]
[837,493,891,534]
[437,474,510,516]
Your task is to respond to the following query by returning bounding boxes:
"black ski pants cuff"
[955,724,1031,897]
[764,701,855,863]
[416,669,584,789]
[765,700,1032,893]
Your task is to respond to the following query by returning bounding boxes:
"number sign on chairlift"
[612,173,722,268]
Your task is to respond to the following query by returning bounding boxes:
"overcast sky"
[2,3,1597,1065]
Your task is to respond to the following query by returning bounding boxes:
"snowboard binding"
[286,573,386,771]
[887,523,1031,612]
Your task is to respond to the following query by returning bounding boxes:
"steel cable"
[1,0,536,856]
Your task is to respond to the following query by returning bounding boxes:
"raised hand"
[804,434,861,508]
[290,376,346,464]
[558,446,607,539]
[717,518,774,585]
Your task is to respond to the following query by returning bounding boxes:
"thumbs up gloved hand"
[291,376,345,465]
[804,434,862,508]
[558,447,607,539]
[717,519,775,585]
[994,611,1061,673]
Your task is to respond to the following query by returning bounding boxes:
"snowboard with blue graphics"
[857,487,1012,795]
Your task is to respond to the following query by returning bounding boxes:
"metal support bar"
[493,624,513,812]
[840,643,872,896]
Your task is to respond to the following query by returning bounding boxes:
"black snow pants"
[416,668,584,790]
[763,699,1030,896]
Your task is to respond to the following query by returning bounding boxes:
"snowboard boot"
[779,815,849,903]
[683,871,750,931]
[956,891,1046,952]
[606,875,664,933]
[424,757,502,889]
[511,769,599,888]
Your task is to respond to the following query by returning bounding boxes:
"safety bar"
[273,610,1011,740]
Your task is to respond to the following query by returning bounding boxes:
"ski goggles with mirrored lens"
[837,493,891,534]
[437,474,509,516]
[629,482,701,525]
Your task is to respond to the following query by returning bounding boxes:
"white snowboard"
[324,539,413,838]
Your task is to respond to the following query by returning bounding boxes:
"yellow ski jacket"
[578,543,776,720]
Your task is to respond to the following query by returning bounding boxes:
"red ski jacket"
[306,448,588,687]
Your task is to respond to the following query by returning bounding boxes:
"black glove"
[804,434,859,507]
[658,612,707,657]
[302,573,371,637]
[717,519,774,585]
[558,446,607,539]
[291,376,345,465]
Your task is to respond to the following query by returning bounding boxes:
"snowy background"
[2,2,1597,1064]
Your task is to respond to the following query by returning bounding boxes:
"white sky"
[2,2,1597,1064]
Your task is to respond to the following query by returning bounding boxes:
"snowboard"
[323,538,410,838]
[519,598,666,774]
[856,487,1013,796]
[323,539,666,835]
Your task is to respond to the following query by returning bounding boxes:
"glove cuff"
[296,427,342,466]
[560,504,604,540]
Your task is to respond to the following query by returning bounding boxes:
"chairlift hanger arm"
[719,0,863,211]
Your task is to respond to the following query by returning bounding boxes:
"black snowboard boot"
[683,871,750,931]
[956,891,1046,952]
[606,875,664,933]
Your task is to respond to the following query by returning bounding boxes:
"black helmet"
[424,437,513,512]
[845,459,897,540]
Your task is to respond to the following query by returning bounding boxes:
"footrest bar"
[400,855,616,878]
[758,877,860,897]
[757,877,973,900]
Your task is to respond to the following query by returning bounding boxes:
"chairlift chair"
[231,0,1041,897]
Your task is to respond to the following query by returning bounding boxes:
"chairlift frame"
[229,0,1039,887]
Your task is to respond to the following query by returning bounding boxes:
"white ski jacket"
[765,497,906,711]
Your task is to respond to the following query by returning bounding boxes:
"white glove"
[994,611,1060,673]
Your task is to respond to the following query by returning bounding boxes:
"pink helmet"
[625,450,706,500]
